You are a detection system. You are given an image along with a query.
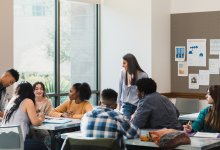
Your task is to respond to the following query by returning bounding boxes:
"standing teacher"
[118,53,148,120]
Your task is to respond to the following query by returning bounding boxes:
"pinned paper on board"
[199,70,209,86]
[189,74,199,89]
[187,39,206,66]
[178,61,188,76]
[175,46,185,61]
[210,39,220,55]
[209,59,219,74]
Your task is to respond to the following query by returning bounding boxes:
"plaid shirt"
[81,106,140,139]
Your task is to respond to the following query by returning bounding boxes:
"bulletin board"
[171,11,220,93]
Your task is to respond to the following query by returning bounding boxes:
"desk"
[179,113,199,121]
[31,119,80,150]
[61,131,220,150]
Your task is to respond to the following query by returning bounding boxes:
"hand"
[130,112,136,122]
[61,112,72,118]
[183,124,192,133]
[38,112,45,121]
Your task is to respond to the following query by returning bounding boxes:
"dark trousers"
[25,139,48,150]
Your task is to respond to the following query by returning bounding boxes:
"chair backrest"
[0,125,24,150]
[175,98,199,114]
[61,137,121,150]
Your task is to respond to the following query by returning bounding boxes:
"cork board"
[171,11,220,93]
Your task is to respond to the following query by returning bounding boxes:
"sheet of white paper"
[189,74,199,89]
[199,70,209,85]
[210,39,220,55]
[194,132,219,138]
[209,59,219,74]
[175,46,185,61]
[187,39,206,66]
[178,61,188,76]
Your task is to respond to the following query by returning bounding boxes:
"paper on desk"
[193,132,219,138]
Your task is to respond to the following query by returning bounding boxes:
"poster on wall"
[175,46,185,61]
[199,70,209,85]
[189,74,199,89]
[187,39,206,66]
[178,61,188,76]
[209,59,219,74]
[210,39,220,55]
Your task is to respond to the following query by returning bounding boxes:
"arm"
[23,99,45,126]
[117,70,124,111]
[116,114,140,139]
[191,107,209,132]
[132,99,151,129]
[44,98,53,115]
[49,100,69,117]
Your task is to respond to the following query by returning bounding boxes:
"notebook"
[193,132,220,138]
[43,117,72,124]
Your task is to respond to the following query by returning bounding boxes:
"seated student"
[49,83,93,119]
[81,89,139,149]
[132,78,180,129]
[33,81,53,115]
[1,81,46,150]
[183,85,220,133]
[0,69,19,117]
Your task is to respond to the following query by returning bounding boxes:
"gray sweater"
[132,92,180,129]
[117,69,148,106]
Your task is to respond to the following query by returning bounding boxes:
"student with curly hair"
[49,82,93,119]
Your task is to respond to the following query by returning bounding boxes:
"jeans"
[121,103,137,120]
[24,139,48,150]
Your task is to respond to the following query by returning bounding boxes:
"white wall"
[101,0,171,93]
[171,0,220,14]
[101,0,152,91]
[0,0,13,75]
[151,0,171,92]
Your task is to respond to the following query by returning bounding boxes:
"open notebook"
[193,132,220,138]
[43,116,72,124]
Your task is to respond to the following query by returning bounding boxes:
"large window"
[14,0,100,106]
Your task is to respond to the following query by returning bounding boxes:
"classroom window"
[14,0,100,106]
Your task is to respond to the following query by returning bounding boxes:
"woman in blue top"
[117,53,148,120]
[183,85,220,133]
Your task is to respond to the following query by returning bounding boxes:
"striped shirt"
[81,106,139,139]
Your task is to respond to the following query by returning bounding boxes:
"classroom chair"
[61,137,121,150]
[175,98,199,115]
[0,125,24,150]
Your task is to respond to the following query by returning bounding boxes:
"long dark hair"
[73,83,91,101]
[33,81,47,97]
[123,53,144,85]
[205,85,220,132]
[4,81,35,123]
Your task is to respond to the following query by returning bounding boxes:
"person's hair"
[72,82,91,101]
[123,53,144,85]
[6,69,19,82]
[33,81,47,97]
[205,85,220,131]
[5,81,35,123]
[136,78,157,95]
[101,89,118,102]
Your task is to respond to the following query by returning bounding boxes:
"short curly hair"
[136,78,157,95]
[101,89,118,102]
[73,83,91,101]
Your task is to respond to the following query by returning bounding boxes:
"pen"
[187,120,191,126]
